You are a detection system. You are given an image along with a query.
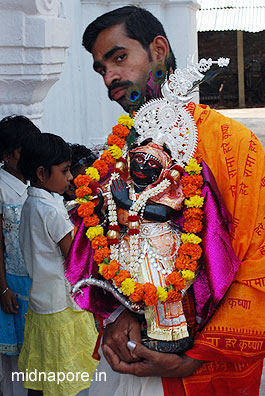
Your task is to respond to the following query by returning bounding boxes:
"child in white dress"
[0,115,40,396]
[18,133,98,396]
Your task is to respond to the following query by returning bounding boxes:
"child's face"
[41,161,73,194]
[64,164,86,200]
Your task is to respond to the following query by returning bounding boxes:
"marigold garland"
[74,113,204,307]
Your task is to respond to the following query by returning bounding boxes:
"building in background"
[197,0,265,108]
[41,0,200,145]
[0,0,205,145]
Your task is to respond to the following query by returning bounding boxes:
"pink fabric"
[64,209,120,318]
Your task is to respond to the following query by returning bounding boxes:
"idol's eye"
[147,160,160,168]
[134,155,144,164]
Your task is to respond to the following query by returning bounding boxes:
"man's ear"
[36,166,48,183]
[149,35,170,63]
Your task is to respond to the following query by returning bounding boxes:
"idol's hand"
[111,179,132,210]
[103,341,203,377]
[102,309,142,363]
[94,189,104,213]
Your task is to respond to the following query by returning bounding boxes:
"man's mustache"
[108,81,133,100]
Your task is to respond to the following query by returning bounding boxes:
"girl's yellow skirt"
[18,307,98,396]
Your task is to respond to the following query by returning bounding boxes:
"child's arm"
[0,214,18,314]
[58,231,73,259]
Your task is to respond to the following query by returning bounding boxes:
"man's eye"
[116,54,126,62]
[135,157,144,164]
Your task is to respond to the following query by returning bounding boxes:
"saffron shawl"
[162,103,265,396]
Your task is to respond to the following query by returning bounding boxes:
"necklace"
[74,114,204,306]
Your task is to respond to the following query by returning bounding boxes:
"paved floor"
[217,107,265,395]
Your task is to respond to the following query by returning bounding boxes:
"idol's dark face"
[130,152,162,189]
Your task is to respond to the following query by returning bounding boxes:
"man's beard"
[108,78,148,113]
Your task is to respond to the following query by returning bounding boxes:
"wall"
[41,0,200,146]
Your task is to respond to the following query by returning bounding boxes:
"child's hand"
[0,288,19,314]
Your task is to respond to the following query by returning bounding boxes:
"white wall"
[42,0,200,146]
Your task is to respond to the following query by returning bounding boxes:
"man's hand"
[0,288,18,314]
[102,309,142,362]
[103,341,203,377]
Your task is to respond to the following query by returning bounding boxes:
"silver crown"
[133,57,230,167]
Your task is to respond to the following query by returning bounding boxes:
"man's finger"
[102,344,134,373]
[127,341,160,361]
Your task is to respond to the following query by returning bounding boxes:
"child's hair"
[69,143,97,173]
[19,133,72,183]
[0,115,41,161]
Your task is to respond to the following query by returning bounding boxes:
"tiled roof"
[197,0,265,32]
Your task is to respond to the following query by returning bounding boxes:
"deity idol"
[66,58,240,355]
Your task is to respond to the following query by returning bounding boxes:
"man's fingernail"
[127,341,136,351]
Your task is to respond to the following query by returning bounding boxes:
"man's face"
[91,24,155,112]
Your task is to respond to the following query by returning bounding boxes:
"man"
[78,6,265,395]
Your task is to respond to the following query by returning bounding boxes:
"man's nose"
[104,69,121,87]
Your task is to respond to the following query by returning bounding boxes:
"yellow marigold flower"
[184,195,204,208]
[98,263,105,275]
[118,115,134,129]
[108,145,123,159]
[181,233,202,244]
[75,198,89,204]
[181,270,195,280]
[184,159,202,175]
[85,167,100,181]
[157,286,168,302]
[120,278,136,296]
[86,225,104,240]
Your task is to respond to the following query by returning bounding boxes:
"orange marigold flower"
[181,174,203,188]
[130,283,145,302]
[166,290,182,303]
[91,235,108,250]
[114,270,131,287]
[178,243,202,261]
[175,254,196,271]
[183,208,203,221]
[77,202,95,218]
[186,260,198,272]
[93,246,110,264]
[182,184,202,198]
[100,150,115,167]
[75,186,92,199]
[107,134,125,149]
[112,124,130,138]
[83,214,100,228]
[143,283,158,306]
[102,260,120,280]
[93,159,109,178]
[166,272,186,290]
[74,174,92,188]
[183,219,203,234]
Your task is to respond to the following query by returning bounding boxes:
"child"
[0,115,40,396]
[18,133,98,396]
[63,143,97,203]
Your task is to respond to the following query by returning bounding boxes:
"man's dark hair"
[82,5,176,70]
[19,133,72,183]
[0,115,41,161]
